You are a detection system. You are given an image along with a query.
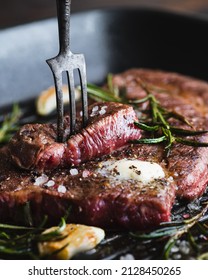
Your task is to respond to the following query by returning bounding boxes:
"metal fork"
[46,0,88,142]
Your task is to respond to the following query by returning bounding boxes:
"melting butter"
[98,158,165,184]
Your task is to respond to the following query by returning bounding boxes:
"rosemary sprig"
[0,205,72,259]
[134,122,208,137]
[131,202,208,259]
[0,104,21,144]
[87,83,121,103]
[37,218,67,242]
[0,217,68,259]
[107,73,118,96]
[169,126,208,136]
[197,252,208,260]
[133,81,208,152]
[133,136,166,144]
[87,76,208,153]
[176,138,208,147]
[134,122,208,148]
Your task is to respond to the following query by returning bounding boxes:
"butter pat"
[38,224,105,259]
[98,159,165,184]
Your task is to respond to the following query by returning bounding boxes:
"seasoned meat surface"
[0,145,175,229]
[112,69,208,200]
[1,69,208,229]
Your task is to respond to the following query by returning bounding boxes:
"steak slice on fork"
[8,102,142,172]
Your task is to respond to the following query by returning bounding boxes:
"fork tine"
[53,71,64,143]
[78,63,88,128]
[67,70,76,135]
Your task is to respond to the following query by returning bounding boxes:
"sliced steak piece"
[0,146,175,230]
[112,69,208,200]
[8,102,141,172]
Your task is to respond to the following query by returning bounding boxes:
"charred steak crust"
[1,69,208,229]
[8,102,141,172]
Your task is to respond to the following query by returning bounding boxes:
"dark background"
[1,0,208,29]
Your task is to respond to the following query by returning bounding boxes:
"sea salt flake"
[45,180,55,187]
[58,185,67,193]
[172,253,182,260]
[174,172,179,177]
[170,245,179,253]
[90,105,99,117]
[168,176,174,182]
[92,105,99,112]
[82,170,90,178]
[98,105,107,115]
[70,168,79,176]
[99,109,106,115]
[120,253,135,260]
[179,240,190,255]
[34,174,48,186]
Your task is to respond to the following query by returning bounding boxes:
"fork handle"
[56,0,71,54]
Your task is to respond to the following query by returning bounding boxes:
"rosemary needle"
[0,104,21,144]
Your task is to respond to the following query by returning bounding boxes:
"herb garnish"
[131,202,208,259]
[132,81,208,155]
[87,75,208,155]
[0,104,21,144]
[0,217,67,259]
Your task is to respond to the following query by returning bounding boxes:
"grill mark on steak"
[8,102,141,172]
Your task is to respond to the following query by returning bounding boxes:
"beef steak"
[1,69,208,229]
